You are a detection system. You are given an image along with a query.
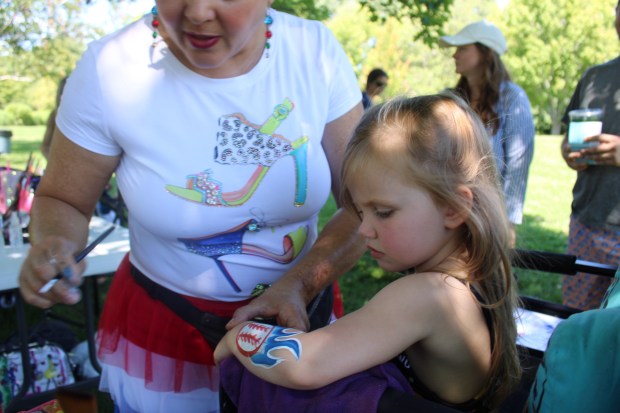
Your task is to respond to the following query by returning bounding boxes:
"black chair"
[497,249,617,413]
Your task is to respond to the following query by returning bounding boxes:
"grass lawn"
[0,125,47,171]
[514,135,576,304]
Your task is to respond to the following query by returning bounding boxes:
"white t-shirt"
[57,9,361,301]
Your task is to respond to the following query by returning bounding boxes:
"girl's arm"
[215,275,439,390]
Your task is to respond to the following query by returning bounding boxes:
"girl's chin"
[376,261,409,274]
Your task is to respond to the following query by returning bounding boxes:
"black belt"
[130,264,229,349]
[129,265,334,349]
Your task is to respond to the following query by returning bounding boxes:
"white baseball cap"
[439,20,507,55]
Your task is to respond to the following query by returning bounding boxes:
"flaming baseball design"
[236,322,302,368]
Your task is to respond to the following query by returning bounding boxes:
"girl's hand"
[214,335,232,364]
[214,323,246,365]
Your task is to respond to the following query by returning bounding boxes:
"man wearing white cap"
[440,20,535,246]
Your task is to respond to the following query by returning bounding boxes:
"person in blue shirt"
[362,68,389,110]
[440,20,535,246]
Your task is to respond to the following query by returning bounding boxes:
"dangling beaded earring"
[264,10,273,58]
[151,6,160,48]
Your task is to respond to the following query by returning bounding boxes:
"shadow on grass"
[516,213,569,304]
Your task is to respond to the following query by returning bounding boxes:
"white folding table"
[0,217,129,413]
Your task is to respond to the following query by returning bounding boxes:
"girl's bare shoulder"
[369,271,470,318]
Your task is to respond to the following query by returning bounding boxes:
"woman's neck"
[464,75,484,103]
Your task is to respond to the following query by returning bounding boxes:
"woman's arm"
[18,129,119,308]
[500,85,535,225]
[226,103,366,331]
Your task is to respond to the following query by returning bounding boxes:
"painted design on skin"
[165,98,309,207]
[236,322,302,368]
[178,219,309,292]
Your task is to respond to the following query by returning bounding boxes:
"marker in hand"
[38,225,116,293]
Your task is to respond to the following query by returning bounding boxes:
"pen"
[38,225,116,294]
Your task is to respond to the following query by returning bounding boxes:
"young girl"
[214,93,521,412]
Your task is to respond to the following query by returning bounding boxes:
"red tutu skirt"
[97,254,252,393]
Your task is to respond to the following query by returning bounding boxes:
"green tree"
[273,0,332,20]
[359,0,454,45]
[328,0,498,101]
[0,1,111,115]
[501,0,618,134]
[0,0,38,51]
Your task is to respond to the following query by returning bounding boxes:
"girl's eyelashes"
[374,209,393,219]
[355,206,393,220]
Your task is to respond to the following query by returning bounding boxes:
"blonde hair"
[341,92,521,409]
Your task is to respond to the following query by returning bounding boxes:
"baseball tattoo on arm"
[236,322,303,368]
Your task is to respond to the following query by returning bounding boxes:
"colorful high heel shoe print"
[166,99,308,207]
[179,219,309,292]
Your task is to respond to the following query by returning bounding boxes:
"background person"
[362,67,389,110]
[440,20,535,246]
[215,93,521,413]
[18,1,365,412]
[560,0,620,310]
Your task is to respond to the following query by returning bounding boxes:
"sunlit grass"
[0,125,47,171]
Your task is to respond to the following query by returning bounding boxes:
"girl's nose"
[357,218,376,239]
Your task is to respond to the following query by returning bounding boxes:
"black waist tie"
[129,264,335,348]
[130,264,229,349]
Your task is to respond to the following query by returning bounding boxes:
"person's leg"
[562,217,618,310]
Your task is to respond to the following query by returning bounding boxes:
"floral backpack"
[0,320,77,412]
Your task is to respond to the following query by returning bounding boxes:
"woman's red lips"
[187,33,220,49]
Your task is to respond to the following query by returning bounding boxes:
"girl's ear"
[443,185,473,229]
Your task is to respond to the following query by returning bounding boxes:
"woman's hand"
[18,235,85,308]
[226,278,310,331]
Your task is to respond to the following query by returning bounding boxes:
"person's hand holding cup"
[567,108,603,166]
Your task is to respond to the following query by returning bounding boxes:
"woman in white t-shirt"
[17,1,364,412]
